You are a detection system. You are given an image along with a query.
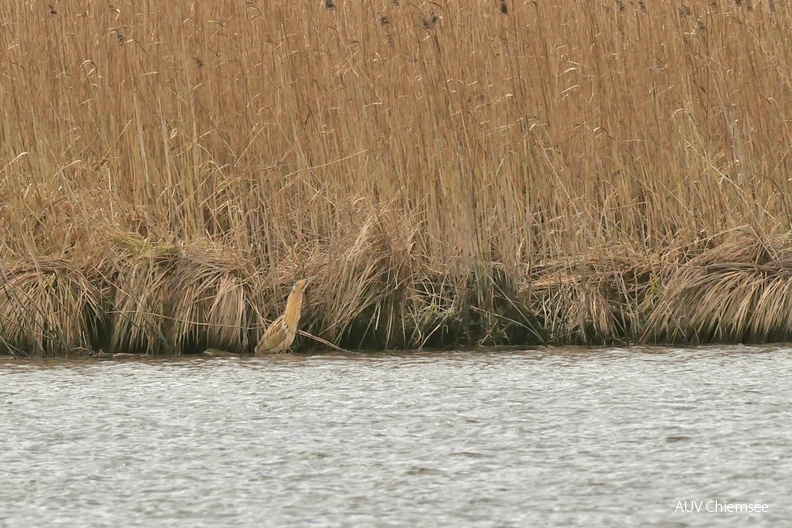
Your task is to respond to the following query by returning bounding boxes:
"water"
[1,346,790,527]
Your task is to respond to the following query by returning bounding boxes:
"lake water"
[1,346,790,527]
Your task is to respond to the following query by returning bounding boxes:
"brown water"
[1,346,790,527]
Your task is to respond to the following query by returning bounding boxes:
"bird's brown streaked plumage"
[255,277,314,355]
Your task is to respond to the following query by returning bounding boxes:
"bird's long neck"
[283,289,304,330]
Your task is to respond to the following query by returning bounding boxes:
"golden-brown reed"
[1,1,792,355]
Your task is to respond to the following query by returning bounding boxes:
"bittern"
[255,277,314,355]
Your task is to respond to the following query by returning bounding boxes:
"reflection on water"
[1,346,790,527]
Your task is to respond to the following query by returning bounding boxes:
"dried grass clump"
[167,242,259,354]
[403,273,464,348]
[456,265,542,347]
[105,235,263,355]
[644,233,792,344]
[301,202,543,349]
[525,248,664,344]
[0,258,104,356]
[106,237,180,355]
[532,276,612,344]
[309,205,422,349]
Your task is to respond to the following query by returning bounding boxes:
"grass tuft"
[0,258,104,356]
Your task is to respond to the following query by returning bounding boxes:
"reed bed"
[2,1,792,355]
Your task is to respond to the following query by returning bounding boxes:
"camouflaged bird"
[255,277,314,355]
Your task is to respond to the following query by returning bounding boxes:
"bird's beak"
[305,275,317,286]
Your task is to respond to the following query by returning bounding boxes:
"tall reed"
[1,1,791,354]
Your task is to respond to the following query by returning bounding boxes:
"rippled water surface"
[2,346,791,527]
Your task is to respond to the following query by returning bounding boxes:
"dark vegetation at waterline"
[2,1,792,356]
